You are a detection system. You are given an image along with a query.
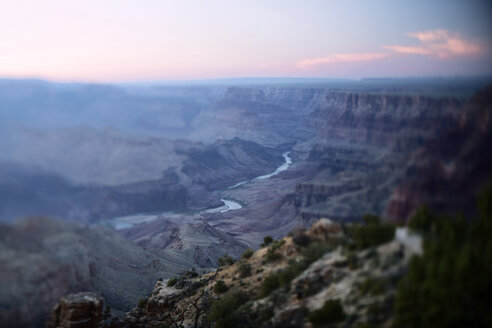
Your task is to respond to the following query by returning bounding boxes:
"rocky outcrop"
[46,292,103,328]
[116,219,411,328]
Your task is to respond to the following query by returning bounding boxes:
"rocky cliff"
[46,292,104,328]
[385,86,492,222]
[306,91,463,149]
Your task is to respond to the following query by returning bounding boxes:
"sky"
[0,0,491,82]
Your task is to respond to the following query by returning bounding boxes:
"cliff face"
[191,86,471,224]
[307,92,463,149]
[385,87,492,222]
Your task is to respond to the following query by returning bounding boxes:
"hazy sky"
[0,0,491,82]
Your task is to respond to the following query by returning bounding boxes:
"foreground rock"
[46,292,103,328]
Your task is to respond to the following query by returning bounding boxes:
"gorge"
[0,77,490,327]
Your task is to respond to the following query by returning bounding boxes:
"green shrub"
[291,227,312,247]
[347,215,395,250]
[238,262,252,278]
[308,299,346,326]
[209,290,250,328]
[103,305,111,320]
[358,277,387,296]
[347,252,359,270]
[166,276,178,287]
[218,254,235,266]
[241,248,254,259]
[258,272,281,298]
[185,267,199,278]
[258,261,306,298]
[301,241,332,264]
[261,235,274,247]
[264,239,285,262]
[137,298,147,309]
[213,280,229,294]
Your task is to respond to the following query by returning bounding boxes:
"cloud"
[297,53,390,70]
[384,29,481,58]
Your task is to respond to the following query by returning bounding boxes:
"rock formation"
[46,292,104,328]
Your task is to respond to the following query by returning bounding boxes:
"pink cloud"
[384,29,481,58]
[297,53,390,70]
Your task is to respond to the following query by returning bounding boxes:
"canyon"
[0,78,490,327]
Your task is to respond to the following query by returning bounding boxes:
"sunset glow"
[0,0,491,82]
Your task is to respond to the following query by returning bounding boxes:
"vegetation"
[308,299,346,326]
[184,267,199,278]
[213,280,229,294]
[290,227,312,247]
[103,305,111,321]
[208,290,250,328]
[218,254,235,266]
[358,277,387,296]
[238,261,252,278]
[264,239,285,262]
[137,298,147,309]
[241,248,254,260]
[258,272,281,298]
[258,261,307,298]
[261,235,274,247]
[300,241,332,264]
[347,214,395,250]
[166,276,178,287]
[393,184,492,328]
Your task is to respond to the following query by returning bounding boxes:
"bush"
[166,276,178,287]
[264,239,285,263]
[218,254,235,266]
[209,290,250,328]
[241,248,254,259]
[238,262,252,278]
[258,272,281,298]
[137,298,147,309]
[291,227,312,247]
[258,261,306,298]
[301,241,332,265]
[358,277,387,296]
[261,235,274,247]
[185,267,199,278]
[347,215,395,250]
[213,280,229,294]
[103,305,111,320]
[308,299,346,326]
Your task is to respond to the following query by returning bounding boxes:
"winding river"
[107,151,292,229]
[218,151,292,212]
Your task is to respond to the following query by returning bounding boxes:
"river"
[106,151,292,229]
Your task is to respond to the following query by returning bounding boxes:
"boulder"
[46,292,103,328]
